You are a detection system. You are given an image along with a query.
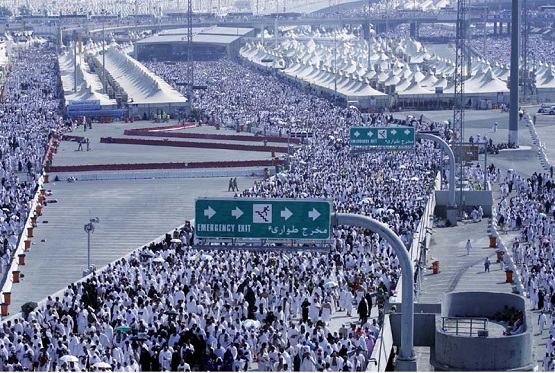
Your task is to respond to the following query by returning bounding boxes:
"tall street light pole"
[83,217,99,276]
[186,0,194,117]
[334,33,337,103]
[102,10,107,95]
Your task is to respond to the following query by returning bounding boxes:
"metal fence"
[441,316,489,336]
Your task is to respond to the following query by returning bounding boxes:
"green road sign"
[349,127,416,147]
[195,198,331,240]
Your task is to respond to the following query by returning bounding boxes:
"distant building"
[134,26,255,61]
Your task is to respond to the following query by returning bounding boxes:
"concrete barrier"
[0,173,50,314]
[123,128,300,144]
[432,291,533,371]
[368,316,394,371]
[48,159,284,173]
[526,113,551,170]
[99,137,288,153]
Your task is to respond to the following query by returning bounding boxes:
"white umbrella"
[60,355,79,363]
[152,257,165,263]
[93,362,112,369]
[323,281,338,290]
[359,197,372,205]
[241,319,261,329]
[200,254,213,261]
[170,238,181,243]
[140,249,155,258]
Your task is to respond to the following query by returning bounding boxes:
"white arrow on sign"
[231,207,244,220]
[390,129,397,135]
[281,207,293,221]
[404,129,411,135]
[367,130,374,137]
[204,206,216,219]
[308,208,321,221]
[354,131,360,138]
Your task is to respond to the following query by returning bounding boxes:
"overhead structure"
[186,0,194,116]
[453,0,467,211]
[521,0,532,103]
[509,0,520,146]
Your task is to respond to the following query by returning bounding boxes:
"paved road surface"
[412,106,554,370]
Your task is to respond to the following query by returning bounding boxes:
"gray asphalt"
[4,120,281,315]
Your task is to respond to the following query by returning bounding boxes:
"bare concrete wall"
[435,190,493,217]
[441,291,525,318]
[368,316,394,372]
[433,292,534,371]
[390,312,437,347]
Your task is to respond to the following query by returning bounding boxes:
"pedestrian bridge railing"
[441,317,489,336]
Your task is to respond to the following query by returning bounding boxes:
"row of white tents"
[59,39,187,115]
[241,29,555,108]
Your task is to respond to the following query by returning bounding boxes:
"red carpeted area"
[123,128,299,144]
[49,124,287,173]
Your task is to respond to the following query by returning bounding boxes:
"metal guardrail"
[441,316,489,336]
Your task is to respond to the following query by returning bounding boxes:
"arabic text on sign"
[268,225,328,237]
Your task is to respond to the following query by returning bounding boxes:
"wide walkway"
[414,106,555,370]
[3,116,380,371]
[4,119,280,315]
[5,106,554,371]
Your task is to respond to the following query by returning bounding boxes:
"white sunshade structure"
[94,47,187,114]
[58,48,116,107]
[464,68,509,97]
[240,29,522,109]
[536,66,555,98]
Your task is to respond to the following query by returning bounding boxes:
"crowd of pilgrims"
[494,168,555,370]
[1,44,542,373]
[0,46,63,279]
[0,45,439,372]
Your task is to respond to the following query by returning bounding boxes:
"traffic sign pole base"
[446,207,458,227]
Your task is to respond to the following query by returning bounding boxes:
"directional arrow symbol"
[308,208,321,221]
[390,129,397,135]
[404,129,411,135]
[368,130,374,137]
[281,207,293,221]
[204,206,216,219]
[354,131,360,138]
[231,207,244,220]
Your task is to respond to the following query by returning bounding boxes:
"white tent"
[397,78,436,98]
[465,68,509,96]
[58,49,116,107]
[93,47,186,114]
